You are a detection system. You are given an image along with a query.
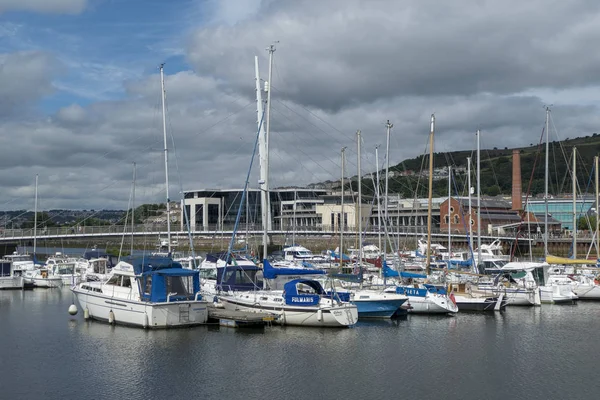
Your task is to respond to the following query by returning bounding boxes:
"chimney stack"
[511,149,522,211]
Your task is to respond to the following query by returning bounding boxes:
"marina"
[1,286,599,400]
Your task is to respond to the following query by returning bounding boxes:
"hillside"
[314,134,600,199]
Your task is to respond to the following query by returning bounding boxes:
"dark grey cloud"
[188,0,600,111]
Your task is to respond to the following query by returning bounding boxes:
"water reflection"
[2,289,600,400]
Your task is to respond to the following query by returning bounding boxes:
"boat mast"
[384,120,392,258]
[132,162,136,256]
[33,174,38,254]
[255,56,268,259]
[596,155,599,260]
[426,115,434,276]
[544,107,550,255]
[476,129,482,266]
[357,130,363,282]
[448,165,452,262]
[292,189,296,246]
[159,64,171,254]
[375,145,382,251]
[340,147,346,267]
[467,157,473,256]
[263,42,277,257]
[572,146,577,258]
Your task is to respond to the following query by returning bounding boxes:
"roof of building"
[453,197,511,210]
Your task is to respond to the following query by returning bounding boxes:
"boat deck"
[207,306,276,328]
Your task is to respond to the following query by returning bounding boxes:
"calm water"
[1,288,599,400]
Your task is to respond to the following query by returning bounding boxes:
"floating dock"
[207,306,276,328]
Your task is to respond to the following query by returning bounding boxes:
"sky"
[1,0,600,212]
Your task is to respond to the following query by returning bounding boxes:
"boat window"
[260,297,268,301]
[144,276,152,295]
[0,262,11,277]
[199,268,217,280]
[57,264,75,275]
[121,277,132,288]
[166,276,191,297]
[107,275,121,285]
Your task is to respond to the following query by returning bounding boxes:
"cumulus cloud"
[0,0,86,14]
[1,0,600,211]
[0,51,62,116]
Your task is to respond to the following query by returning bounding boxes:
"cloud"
[188,0,600,111]
[0,0,86,14]
[1,0,600,212]
[0,51,62,116]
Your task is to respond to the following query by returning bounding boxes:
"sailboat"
[23,175,62,288]
[71,66,209,328]
[545,147,600,299]
[378,115,459,314]
[219,49,358,327]
[447,130,506,312]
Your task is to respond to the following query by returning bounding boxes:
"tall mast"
[426,115,434,275]
[33,174,38,254]
[544,107,550,255]
[159,64,171,254]
[255,56,268,259]
[375,145,382,251]
[476,129,482,266]
[448,165,452,262]
[292,189,296,245]
[357,130,363,281]
[572,146,577,258]
[340,147,346,267]
[594,156,600,260]
[467,157,473,256]
[265,43,276,231]
[384,120,393,258]
[131,162,136,256]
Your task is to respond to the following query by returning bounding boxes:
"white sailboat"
[382,115,458,314]
[219,48,358,327]
[23,175,62,288]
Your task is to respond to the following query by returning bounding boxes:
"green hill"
[353,134,600,199]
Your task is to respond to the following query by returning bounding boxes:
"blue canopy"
[382,262,427,279]
[330,251,351,261]
[216,264,262,292]
[154,268,198,277]
[262,259,326,280]
[447,259,473,267]
[123,256,182,275]
[283,279,325,306]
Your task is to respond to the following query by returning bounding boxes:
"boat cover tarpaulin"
[382,263,427,279]
[283,279,325,306]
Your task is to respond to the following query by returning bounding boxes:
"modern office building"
[525,196,596,231]
[181,188,328,231]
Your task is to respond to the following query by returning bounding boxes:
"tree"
[20,212,59,229]
[486,185,501,196]
[577,215,597,231]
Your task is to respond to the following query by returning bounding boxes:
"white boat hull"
[72,289,209,328]
[572,284,600,300]
[540,285,577,304]
[0,276,24,290]
[405,294,458,314]
[504,288,540,306]
[25,276,63,288]
[220,296,358,327]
